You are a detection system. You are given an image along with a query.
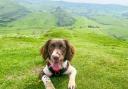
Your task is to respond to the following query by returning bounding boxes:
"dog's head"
[40,39,75,71]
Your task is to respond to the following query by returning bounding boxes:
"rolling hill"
[0,29,128,89]
[0,0,128,89]
[0,0,128,40]
[0,0,29,26]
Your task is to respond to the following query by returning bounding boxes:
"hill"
[0,0,29,26]
[0,29,128,89]
[0,0,128,40]
[0,0,128,89]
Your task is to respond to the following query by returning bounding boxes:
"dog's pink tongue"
[52,63,60,72]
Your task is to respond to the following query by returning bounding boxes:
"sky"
[53,0,128,6]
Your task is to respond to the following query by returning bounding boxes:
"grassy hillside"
[0,0,128,40]
[0,0,29,26]
[87,15,128,40]
[0,11,75,36]
[0,1,128,88]
[0,29,128,89]
[8,12,56,28]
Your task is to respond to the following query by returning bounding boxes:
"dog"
[39,39,77,89]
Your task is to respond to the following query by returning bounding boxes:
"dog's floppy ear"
[64,39,75,61]
[40,39,51,60]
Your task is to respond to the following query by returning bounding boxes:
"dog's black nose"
[52,55,59,61]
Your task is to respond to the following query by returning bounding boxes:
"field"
[0,28,128,89]
[0,0,128,89]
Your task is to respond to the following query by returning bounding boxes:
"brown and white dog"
[39,39,77,89]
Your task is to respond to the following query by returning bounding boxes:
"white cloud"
[54,0,128,6]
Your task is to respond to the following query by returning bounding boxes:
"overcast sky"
[53,0,128,6]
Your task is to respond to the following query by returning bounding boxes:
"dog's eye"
[59,44,62,48]
[59,44,65,50]
[50,44,55,49]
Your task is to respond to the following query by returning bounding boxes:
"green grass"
[0,0,28,26]
[0,1,128,88]
[88,15,128,40]
[0,29,128,89]
[8,12,56,28]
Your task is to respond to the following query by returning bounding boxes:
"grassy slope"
[0,28,128,89]
[88,15,128,40]
[8,12,56,28]
[0,4,128,88]
[0,12,56,36]
[0,0,28,26]
[0,15,104,36]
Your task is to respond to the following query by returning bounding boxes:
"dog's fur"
[39,39,77,89]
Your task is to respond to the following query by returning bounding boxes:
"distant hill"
[0,0,29,26]
[0,0,128,40]
[1,0,128,26]
[53,7,75,27]
[13,0,128,16]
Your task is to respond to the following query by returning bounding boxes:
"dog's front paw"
[42,75,55,89]
[68,80,76,89]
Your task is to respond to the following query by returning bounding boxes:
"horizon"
[52,0,128,6]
